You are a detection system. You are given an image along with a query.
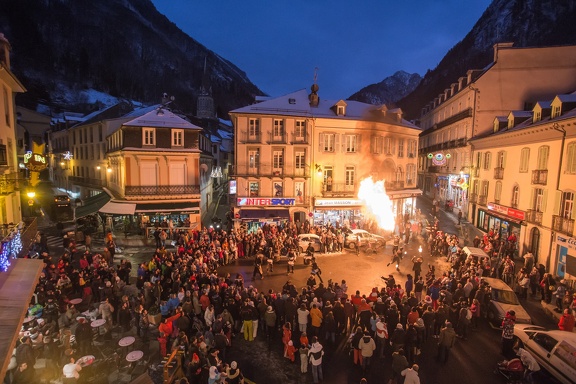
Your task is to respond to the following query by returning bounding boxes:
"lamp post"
[26,190,36,217]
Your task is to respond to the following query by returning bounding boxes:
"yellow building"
[229,85,421,231]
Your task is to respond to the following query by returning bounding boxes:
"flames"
[357,177,395,231]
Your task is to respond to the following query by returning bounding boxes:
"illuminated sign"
[63,151,73,160]
[487,202,525,221]
[23,151,47,172]
[229,180,237,195]
[237,197,295,206]
[315,199,363,207]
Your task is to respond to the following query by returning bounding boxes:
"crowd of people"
[9,207,576,384]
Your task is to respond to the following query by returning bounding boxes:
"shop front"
[313,198,364,227]
[476,202,525,256]
[235,197,301,233]
[553,234,576,280]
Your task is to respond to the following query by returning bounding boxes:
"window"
[537,145,549,170]
[520,148,530,172]
[295,120,306,138]
[273,119,284,137]
[295,151,305,175]
[562,191,574,219]
[533,188,545,212]
[384,137,394,155]
[273,149,284,169]
[395,166,404,182]
[249,182,259,197]
[337,106,345,115]
[481,180,489,197]
[172,129,183,146]
[322,133,335,152]
[406,164,415,185]
[372,136,383,154]
[249,119,260,137]
[567,142,576,174]
[345,135,357,153]
[143,128,155,145]
[495,181,502,203]
[408,140,416,157]
[345,166,355,186]
[398,139,404,158]
[475,151,482,168]
[248,149,260,169]
[3,87,9,126]
[534,111,541,122]
[98,125,103,141]
[552,105,561,118]
[483,152,491,170]
[533,333,558,354]
[497,151,506,168]
[512,185,519,208]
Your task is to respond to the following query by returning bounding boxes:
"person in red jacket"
[558,309,576,332]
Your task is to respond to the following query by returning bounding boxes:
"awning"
[480,208,525,225]
[135,202,199,214]
[388,189,423,200]
[240,209,290,219]
[75,193,110,218]
[99,201,136,215]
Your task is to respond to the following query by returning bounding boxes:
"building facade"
[469,92,576,278]
[230,86,421,232]
[418,43,576,221]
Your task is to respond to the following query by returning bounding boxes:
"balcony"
[455,138,467,147]
[469,193,477,204]
[531,169,548,185]
[472,168,480,177]
[526,209,543,225]
[494,167,504,180]
[435,108,473,130]
[291,132,310,144]
[322,182,356,197]
[478,195,487,205]
[231,163,310,178]
[552,215,575,235]
[428,166,440,173]
[124,185,200,196]
[69,175,105,188]
[386,181,405,190]
[267,131,287,144]
[238,131,262,144]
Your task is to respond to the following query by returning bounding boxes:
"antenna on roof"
[309,67,320,107]
[313,67,319,85]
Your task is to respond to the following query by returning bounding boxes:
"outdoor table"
[77,355,95,367]
[91,319,106,337]
[118,336,135,347]
[23,316,35,325]
[69,298,82,305]
[126,350,144,363]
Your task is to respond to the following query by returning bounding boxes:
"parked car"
[298,233,321,253]
[344,229,386,249]
[513,324,576,384]
[482,277,532,328]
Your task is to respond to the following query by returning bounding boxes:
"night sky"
[151,0,492,99]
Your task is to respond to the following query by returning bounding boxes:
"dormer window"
[337,106,345,116]
[552,105,561,118]
[533,111,541,122]
[143,127,155,146]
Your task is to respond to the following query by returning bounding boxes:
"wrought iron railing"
[526,209,543,225]
[231,164,310,178]
[478,195,487,205]
[69,176,105,188]
[469,193,477,204]
[531,169,548,185]
[494,167,504,180]
[552,215,574,235]
[386,181,405,190]
[267,131,287,144]
[238,131,262,143]
[124,185,200,196]
[291,132,310,144]
[322,182,356,196]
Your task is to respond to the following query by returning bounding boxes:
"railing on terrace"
[531,170,548,185]
[552,215,574,235]
[125,185,200,196]
[526,209,543,225]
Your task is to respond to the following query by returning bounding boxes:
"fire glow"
[357,177,395,231]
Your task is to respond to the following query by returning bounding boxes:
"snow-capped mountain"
[348,70,422,106]
[0,0,264,115]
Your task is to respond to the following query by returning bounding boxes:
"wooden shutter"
[554,190,562,216]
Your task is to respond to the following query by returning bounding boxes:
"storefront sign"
[23,151,47,172]
[487,202,525,220]
[315,199,363,207]
[556,234,576,251]
[229,180,237,195]
[237,197,295,206]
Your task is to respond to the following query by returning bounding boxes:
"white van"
[462,246,489,264]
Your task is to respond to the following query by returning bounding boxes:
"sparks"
[357,177,395,231]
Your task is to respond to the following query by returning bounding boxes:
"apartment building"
[418,43,576,221]
[229,86,421,231]
[469,92,576,277]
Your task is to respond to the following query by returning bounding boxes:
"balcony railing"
[231,164,310,178]
[552,215,575,235]
[478,195,487,205]
[472,168,480,177]
[238,131,262,143]
[124,185,200,196]
[435,108,473,130]
[469,193,477,204]
[267,131,287,144]
[494,167,504,180]
[428,166,440,173]
[386,181,405,190]
[531,169,548,185]
[322,182,356,196]
[291,132,310,144]
[69,175,105,188]
[526,209,543,225]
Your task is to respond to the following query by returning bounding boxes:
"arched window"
[495,181,502,203]
[519,148,530,172]
[511,185,519,208]
[537,145,549,170]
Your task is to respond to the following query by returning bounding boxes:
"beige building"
[229,86,421,231]
[469,92,576,277]
[418,43,576,222]
[0,34,25,227]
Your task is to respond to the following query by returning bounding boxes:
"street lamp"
[26,191,36,199]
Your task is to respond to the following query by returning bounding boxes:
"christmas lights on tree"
[0,241,10,272]
[0,231,23,272]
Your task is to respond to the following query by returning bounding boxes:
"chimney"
[493,42,514,63]
[0,33,11,68]
[309,84,319,107]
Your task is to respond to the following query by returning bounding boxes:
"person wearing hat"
[501,310,516,358]
[401,363,420,384]
[437,321,456,363]
[264,305,277,340]
[390,323,406,352]
[225,361,243,384]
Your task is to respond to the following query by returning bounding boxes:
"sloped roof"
[123,108,201,130]
[230,89,419,129]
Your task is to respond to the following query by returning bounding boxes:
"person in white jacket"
[358,332,376,373]
[308,337,324,384]
[401,364,420,384]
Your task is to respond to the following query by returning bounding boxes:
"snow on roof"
[230,89,418,128]
[217,129,233,139]
[123,108,201,130]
